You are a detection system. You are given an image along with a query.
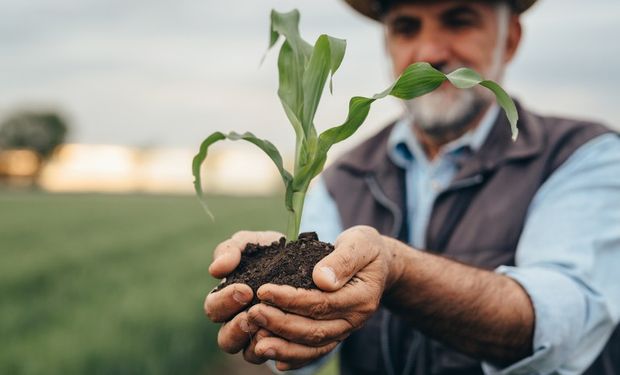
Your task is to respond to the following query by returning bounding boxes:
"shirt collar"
[387,104,500,168]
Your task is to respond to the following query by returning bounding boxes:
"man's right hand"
[203,230,284,363]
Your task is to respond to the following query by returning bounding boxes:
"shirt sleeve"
[482,133,620,375]
[299,177,344,243]
[266,177,343,375]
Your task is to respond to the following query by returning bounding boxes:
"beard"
[388,4,511,143]
[398,37,507,141]
[403,83,491,139]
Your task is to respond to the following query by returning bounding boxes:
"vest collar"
[387,105,500,169]
[337,100,545,180]
[454,101,545,180]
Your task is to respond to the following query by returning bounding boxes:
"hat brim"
[344,0,537,21]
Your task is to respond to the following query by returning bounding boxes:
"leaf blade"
[192,131,293,218]
[446,67,484,88]
[480,80,519,141]
[376,62,447,100]
[294,63,519,192]
[302,35,347,132]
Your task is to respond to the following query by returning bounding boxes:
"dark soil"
[215,232,333,305]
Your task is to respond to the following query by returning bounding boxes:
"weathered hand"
[203,230,284,363]
[248,225,402,371]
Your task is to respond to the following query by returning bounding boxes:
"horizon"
[2,0,619,156]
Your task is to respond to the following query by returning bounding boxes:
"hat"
[344,0,537,20]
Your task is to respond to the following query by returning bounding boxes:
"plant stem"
[286,190,306,241]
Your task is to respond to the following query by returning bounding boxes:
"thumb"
[312,226,379,292]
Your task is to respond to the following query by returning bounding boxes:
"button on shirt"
[286,106,620,375]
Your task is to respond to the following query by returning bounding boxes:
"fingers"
[217,311,258,354]
[258,282,380,326]
[313,225,381,291]
[209,238,243,278]
[231,230,284,245]
[247,303,352,347]
[243,329,272,364]
[258,284,335,319]
[204,283,253,322]
[254,336,338,369]
[209,230,283,278]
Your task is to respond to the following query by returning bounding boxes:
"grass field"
[0,192,295,375]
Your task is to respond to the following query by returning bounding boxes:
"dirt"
[215,232,333,305]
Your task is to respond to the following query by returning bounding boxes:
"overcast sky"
[1,0,619,154]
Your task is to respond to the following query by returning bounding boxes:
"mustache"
[431,63,469,75]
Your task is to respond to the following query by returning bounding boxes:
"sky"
[1,0,619,155]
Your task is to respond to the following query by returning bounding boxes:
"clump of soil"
[216,232,333,305]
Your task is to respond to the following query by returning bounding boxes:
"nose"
[413,29,450,72]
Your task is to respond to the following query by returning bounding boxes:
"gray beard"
[403,87,490,141]
[398,3,510,141]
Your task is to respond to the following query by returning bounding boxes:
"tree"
[0,110,69,159]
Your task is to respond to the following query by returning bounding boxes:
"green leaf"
[297,63,446,187]
[327,36,346,93]
[277,42,305,143]
[480,80,519,141]
[194,9,520,242]
[375,62,447,100]
[268,10,314,123]
[445,67,484,88]
[446,67,519,141]
[267,10,317,173]
[269,9,313,57]
[267,11,347,175]
[291,96,374,192]
[192,131,293,218]
[293,63,518,192]
[302,35,346,137]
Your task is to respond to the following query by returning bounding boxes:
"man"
[205,0,620,374]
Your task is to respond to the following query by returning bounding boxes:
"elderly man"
[205,0,620,374]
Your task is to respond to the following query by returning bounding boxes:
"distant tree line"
[0,110,69,159]
[0,109,69,184]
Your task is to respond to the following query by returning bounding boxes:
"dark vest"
[322,103,619,375]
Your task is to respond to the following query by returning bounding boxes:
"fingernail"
[321,266,337,285]
[257,288,272,303]
[233,290,248,304]
[239,318,251,333]
[251,311,267,326]
[264,348,276,358]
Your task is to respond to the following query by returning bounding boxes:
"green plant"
[193,9,518,242]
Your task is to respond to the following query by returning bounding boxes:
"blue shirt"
[284,107,620,375]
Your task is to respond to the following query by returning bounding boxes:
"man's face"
[383,0,517,134]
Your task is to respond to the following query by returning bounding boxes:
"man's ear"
[504,14,522,63]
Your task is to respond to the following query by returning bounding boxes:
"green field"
[0,192,291,375]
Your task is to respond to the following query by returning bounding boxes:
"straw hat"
[344,0,537,20]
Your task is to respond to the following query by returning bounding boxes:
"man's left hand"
[246,226,402,371]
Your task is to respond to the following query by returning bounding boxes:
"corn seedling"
[192,9,518,241]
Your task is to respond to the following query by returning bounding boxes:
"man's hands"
[204,226,402,371]
[206,225,535,369]
[204,231,283,363]
[249,226,401,370]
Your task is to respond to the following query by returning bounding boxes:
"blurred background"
[1,0,618,374]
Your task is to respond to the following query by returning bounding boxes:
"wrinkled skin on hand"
[204,226,399,371]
